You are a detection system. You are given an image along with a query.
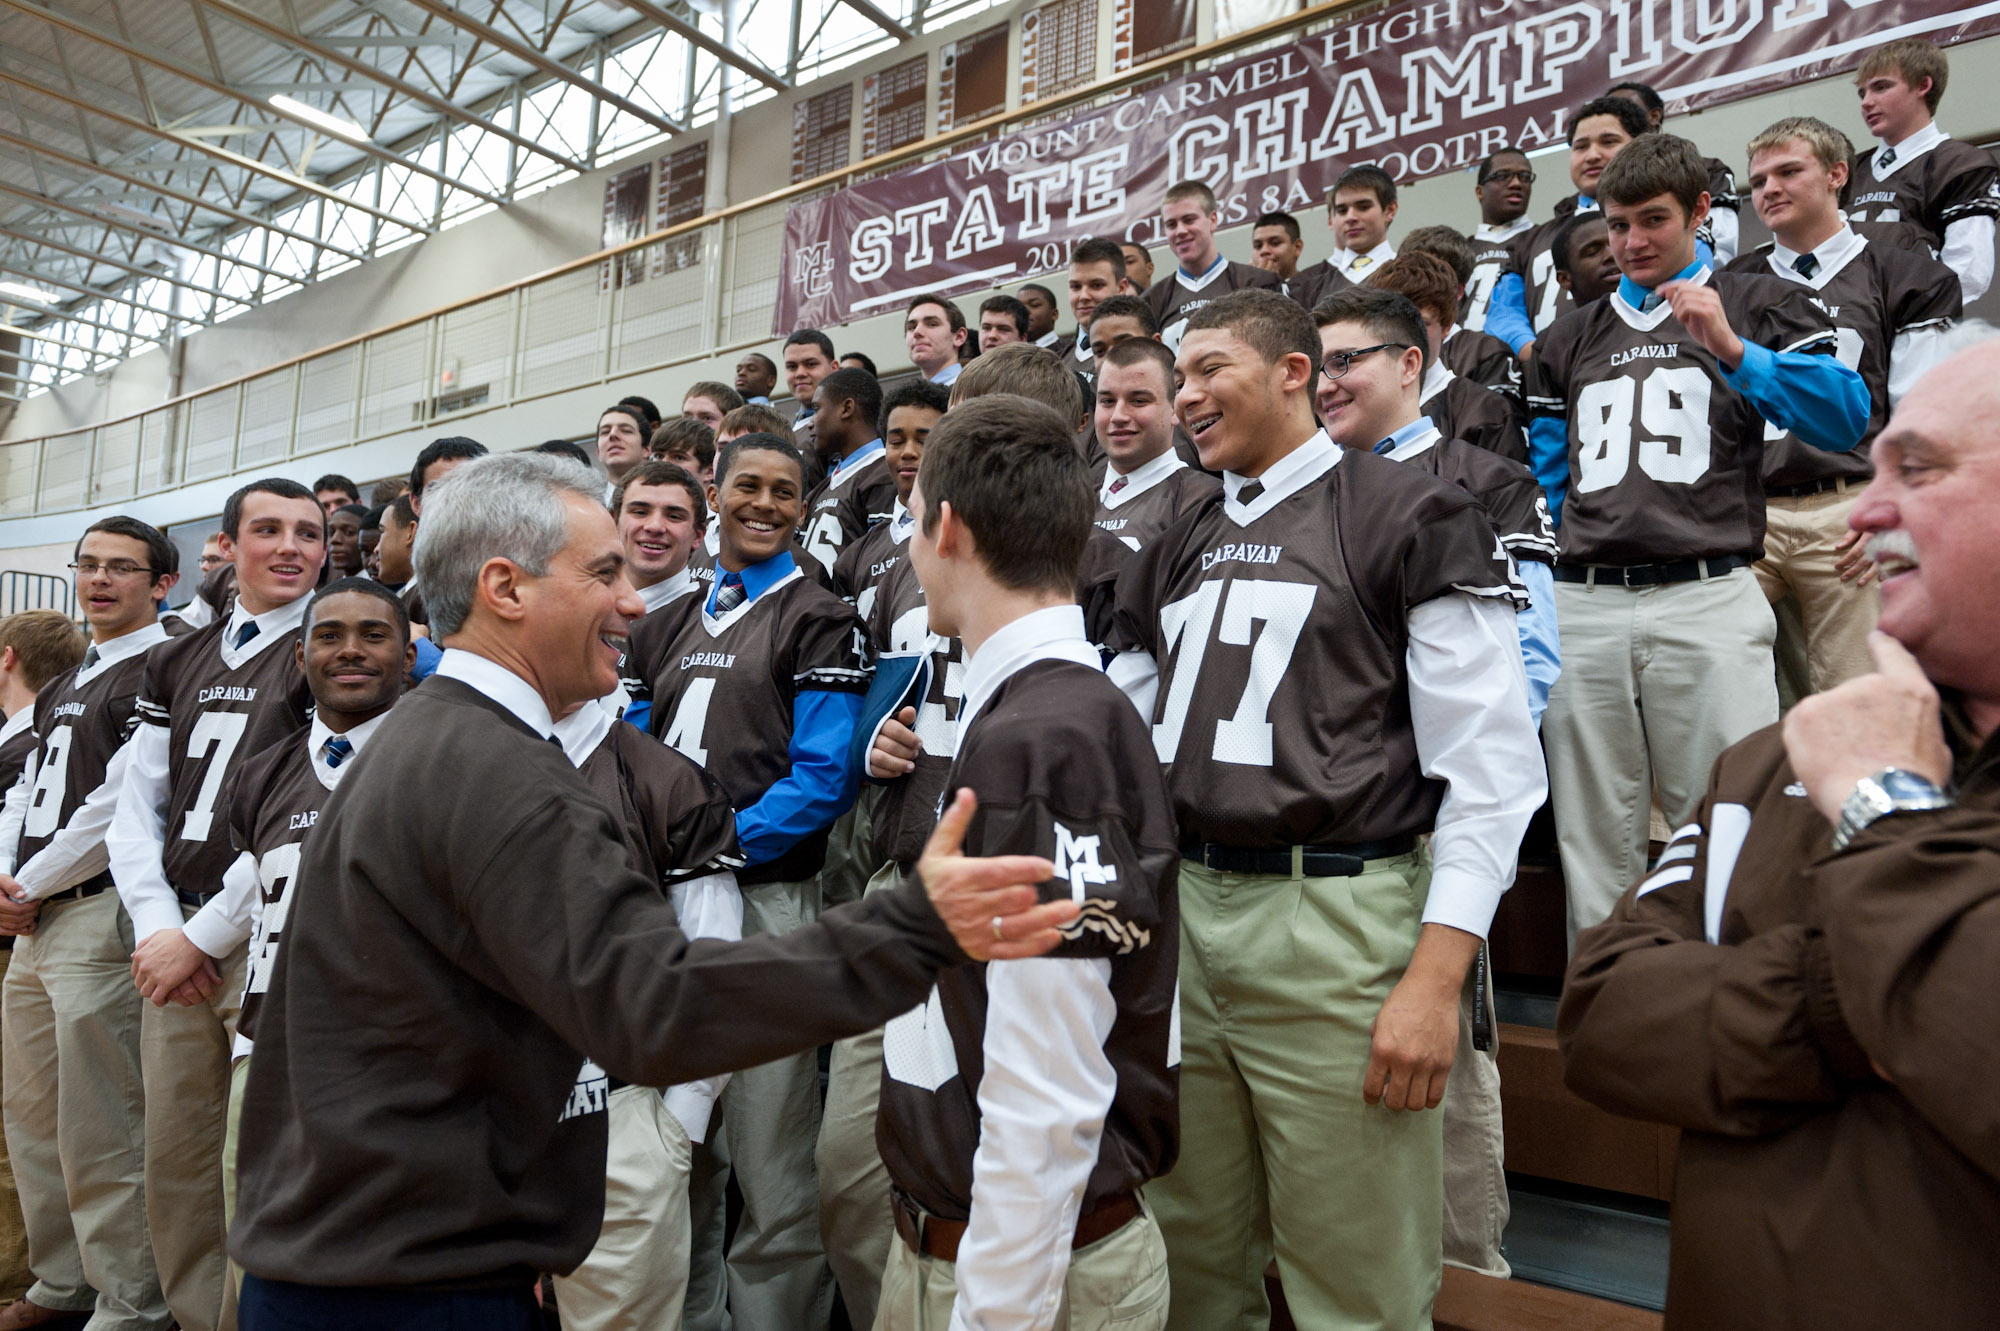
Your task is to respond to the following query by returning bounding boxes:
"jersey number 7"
[1152,578,1316,768]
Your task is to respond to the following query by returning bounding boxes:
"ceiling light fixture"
[0,281,54,304]
[270,93,371,142]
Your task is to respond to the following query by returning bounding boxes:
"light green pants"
[1148,855,1442,1331]
[872,1199,1169,1331]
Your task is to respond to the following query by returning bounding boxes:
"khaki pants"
[0,950,34,1304]
[689,875,832,1330]
[1754,487,1879,696]
[554,1085,694,1331]
[815,861,902,1330]
[138,907,247,1331]
[1,890,164,1328]
[1149,855,1442,1331]
[818,787,879,913]
[1544,569,1778,940]
[1440,967,1507,1277]
[872,1202,1169,1331]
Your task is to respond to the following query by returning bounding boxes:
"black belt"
[45,871,113,905]
[176,887,222,908]
[893,1188,1140,1263]
[1181,835,1416,878]
[1553,553,1751,587]
[1766,476,1859,499]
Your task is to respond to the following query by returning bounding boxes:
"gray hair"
[413,451,604,638]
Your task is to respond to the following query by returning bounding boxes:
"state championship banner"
[775,0,2000,333]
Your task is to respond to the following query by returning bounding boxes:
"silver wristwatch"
[1830,768,1954,852]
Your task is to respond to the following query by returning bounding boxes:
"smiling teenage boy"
[1093,337,1221,551]
[107,478,325,1331]
[620,432,871,1331]
[1144,180,1281,352]
[1112,289,1543,1330]
[1527,133,1869,941]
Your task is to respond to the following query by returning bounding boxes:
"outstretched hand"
[918,789,1077,962]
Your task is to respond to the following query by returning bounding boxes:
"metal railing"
[0,570,74,618]
[0,2,1343,520]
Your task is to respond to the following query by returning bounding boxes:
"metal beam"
[191,0,588,173]
[0,66,434,233]
[0,264,182,322]
[0,126,369,263]
[0,320,133,358]
[604,0,790,93]
[399,0,684,137]
[4,300,160,343]
[0,178,295,283]
[0,224,241,304]
[0,1,504,210]
[839,0,912,40]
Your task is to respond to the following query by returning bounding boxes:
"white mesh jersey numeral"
[1154,578,1316,768]
[1575,367,1715,493]
[802,510,845,568]
[246,840,303,997]
[889,606,963,758]
[21,724,72,839]
[179,711,249,842]
[663,676,718,767]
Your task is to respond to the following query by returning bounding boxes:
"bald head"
[1848,329,2000,717]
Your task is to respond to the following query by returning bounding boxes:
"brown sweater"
[230,676,964,1289]
[1558,712,2000,1330]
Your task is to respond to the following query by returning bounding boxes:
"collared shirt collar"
[1224,428,1341,526]
[927,361,963,386]
[1770,223,1866,287]
[435,648,556,739]
[1376,415,1438,456]
[705,547,796,616]
[637,566,696,616]
[1421,359,1457,402]
[0,706,32,750]
[746,394,771,405]
[1877,121,1945,175]
[551,699,616,768]
[1334,240,1397,277]
[704,521,722,556]
[308,711,386,790]
[1576,194,1599,214]
[1074,337,1093,364]
[76,619,169,687]
[1034,329,1061,350]
[222,593,310,667]
[1176,253,1230,291]
[958,604,1098,734]
[1618,257,1709,313]
[1473,217,1534,243]
[889,500,915,544]
[832,438,885,478]
[1099,447,1186,508]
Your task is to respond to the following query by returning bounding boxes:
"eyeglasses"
[1319,344,1409,381]
[1481,169,1536,185]
[69,560,154,579]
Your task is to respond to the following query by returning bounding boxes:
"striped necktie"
[232,620,260,650]
[323,736,353,769]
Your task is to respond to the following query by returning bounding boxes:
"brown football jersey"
[1145,260,1283,352]
[1397,431,1558,567]
[1461,218,1535,332]
[876,658,1179,1222]
[1526,268,1839,565]
[574,721,742,885]
[1423,366,1527,464]
[1094,460,1222,552]
[800,449,898,571]
[1112,444,1522,848]
[134,615,314,895]
[0,726,33,806]
[15,635,168,876]
[227,727,325,1042]
[621,560,869,884]
[1724,224,1961,487]
[830,510,907,624]
[1285,258,1351,313]
[1502,195,1586,336]
[1843,137,2000,253]
[863,540,964,870]
[1440,327,1521,398]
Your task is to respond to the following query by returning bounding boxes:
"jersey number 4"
[1575,367,1713,493]
[1153,578,1316,767]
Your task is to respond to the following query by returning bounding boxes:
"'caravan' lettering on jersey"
[1200,542,1284,572]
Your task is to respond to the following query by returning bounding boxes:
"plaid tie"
[1877,145,1897,173]
[714,572,746,616]
[323,736,353,769]
[1108,476,1128,495]
[80,646,99,671]
[1793,253,1820,279]
[232,620,260,649]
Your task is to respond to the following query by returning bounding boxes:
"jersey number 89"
[1575,367,1713,493]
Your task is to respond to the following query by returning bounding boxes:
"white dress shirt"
[636,567,698,618]
[927,361,963,387]
[2,622,173,892]
[1332,240,1397,281]
[107,595,312,944]
[434,648,557,738]
[1113,429,1543,938]
[1870,121,1996,302]
[1097,447,1186,510]
[551,700,745,1143]
[1767,222,1959,406]
[947,604,1121,1331]
[1472,218,1533,246]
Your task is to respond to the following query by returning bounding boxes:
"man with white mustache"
[1557,326,2000,1331]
